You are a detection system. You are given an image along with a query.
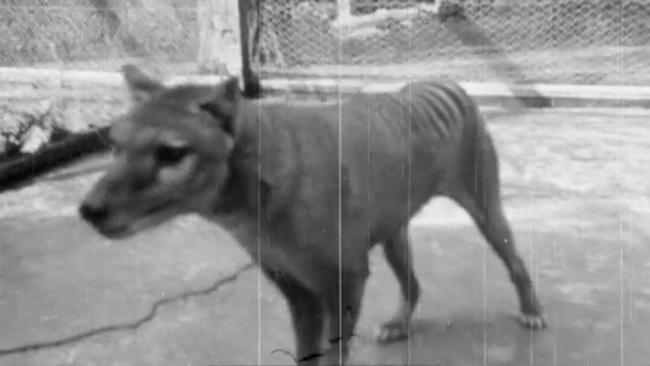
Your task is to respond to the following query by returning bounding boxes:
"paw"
[518,312,547,330]
[374,321,410,343]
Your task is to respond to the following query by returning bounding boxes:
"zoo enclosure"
[1,0,649,188]
[0,0,649,86]
[253,0,650,86]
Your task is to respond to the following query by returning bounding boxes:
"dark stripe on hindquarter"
[432,81,474,120]
[421,82,466,133]
[400,80,469,141]
[403,89,448,140]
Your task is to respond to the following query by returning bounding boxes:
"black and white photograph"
[0,0,648,365]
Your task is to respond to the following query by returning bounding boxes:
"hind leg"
[454,135,546,329]
[375,225,421,343]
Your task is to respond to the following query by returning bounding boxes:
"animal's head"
[79,65,243,238]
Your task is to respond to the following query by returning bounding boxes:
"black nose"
[79,202,109,224]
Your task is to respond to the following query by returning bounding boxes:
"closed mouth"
[144,199,174,215]
[87,201,179,240]
[97,224,133,239]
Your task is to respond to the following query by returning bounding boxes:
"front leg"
[321,271,368,366]
[263,266,325,365]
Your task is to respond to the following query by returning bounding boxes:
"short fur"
[79,66,546,366]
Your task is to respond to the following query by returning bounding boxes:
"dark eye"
[155,144,190,165]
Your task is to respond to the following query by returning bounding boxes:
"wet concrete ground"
[1,107,649,365]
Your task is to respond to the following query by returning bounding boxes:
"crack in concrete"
[0,262,255,357]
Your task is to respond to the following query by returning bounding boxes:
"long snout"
[78,175,113,228]
[79,198,109,225]
[77,187,129,238]
[78,163,124,227]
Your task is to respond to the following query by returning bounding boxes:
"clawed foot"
[374,320,411,343]
[518,312,547,330]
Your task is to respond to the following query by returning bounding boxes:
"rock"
[50,98,86,134]
[20,124,52,154]
[1,90,125,157]
[0,106,25,137]
[0,98,53,142]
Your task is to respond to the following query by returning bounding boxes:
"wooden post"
[197,0,241,75]
[238,0,261,97]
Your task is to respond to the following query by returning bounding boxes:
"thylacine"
[79,65,546,365]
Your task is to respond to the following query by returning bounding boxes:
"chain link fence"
[0,0,198,72]
[0,0,648,85]
[257,0,650,85]
[0,0,201,160]
[0,0,648,181]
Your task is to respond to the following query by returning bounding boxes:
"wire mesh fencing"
[0,0,649,86]
[0,0,198,72]
[256,0,650,85]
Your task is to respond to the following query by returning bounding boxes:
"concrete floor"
[1,107,649,365]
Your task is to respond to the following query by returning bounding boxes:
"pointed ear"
[121,64,164,103]
[197,77,243,135]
